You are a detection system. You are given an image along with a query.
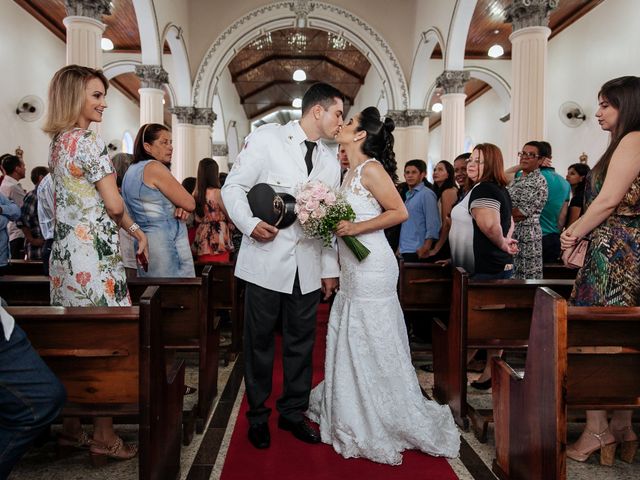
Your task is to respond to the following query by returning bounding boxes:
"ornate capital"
[290,0,314,28]
[169,107,217,126]
[170,107,194,124]
[192,108,216,126]
[212,143,229,156]
[64,0,111,20]
[385,109,429,128]
[506,0,559,31]
[436,70,470,95]
[135,65,169,89]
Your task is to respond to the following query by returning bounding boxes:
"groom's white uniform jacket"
[221,121,341,295]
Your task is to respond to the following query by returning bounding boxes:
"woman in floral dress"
[43,65,148,463]
[192,158,235,263]
[507,142,548,279]
[561,76,640,466]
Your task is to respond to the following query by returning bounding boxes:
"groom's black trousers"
[243,273,320,425]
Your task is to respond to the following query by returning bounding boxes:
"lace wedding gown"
[306,159,460,465]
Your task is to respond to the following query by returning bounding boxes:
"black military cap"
[247,183,297,229]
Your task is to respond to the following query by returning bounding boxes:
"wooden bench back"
[461,268,575,348]
[6,292,155,414]
[567,304,640,408]
[398,261,452,312]
[5,259,44,275]
[0,275,50,305]
[492,287,640,480]
[128,278,204,348]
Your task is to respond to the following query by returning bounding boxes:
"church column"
[403,110,430,173]
[212,144,230,174]
[63,0,110,68]
[437,71,470,163]
[136,65,168,126]
[192,108,217,176]
[386,110,430,175]
[170,107,194,182]
[506,0,558,163]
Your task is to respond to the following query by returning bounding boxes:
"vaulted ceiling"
[228,28,370,119]
[15,0,605,127]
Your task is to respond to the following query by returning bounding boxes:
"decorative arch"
[423,66,510,117]
[464,66,511,117]
[408,27,445,109]
[103,59,141,79]
[445,0,477,71]
[211,93,225,143]
[192,1,408,111]
[162,23,192,106]
[131,0,162,65]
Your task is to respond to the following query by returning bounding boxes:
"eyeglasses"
[517,151,540,159]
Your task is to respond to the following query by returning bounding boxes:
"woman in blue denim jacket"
[122,123,196,277]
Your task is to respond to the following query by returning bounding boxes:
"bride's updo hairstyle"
[356,106,398,183]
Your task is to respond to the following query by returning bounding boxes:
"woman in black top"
[467,143,518,279]
[565,162,591,227]
[465,143,518,390]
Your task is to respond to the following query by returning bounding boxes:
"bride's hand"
[335,220,360,237]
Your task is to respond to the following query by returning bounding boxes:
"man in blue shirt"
[399,160,441,262]
[0,193,21,275]
[537,141,570,262]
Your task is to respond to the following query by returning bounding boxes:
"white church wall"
[0,1,140,191]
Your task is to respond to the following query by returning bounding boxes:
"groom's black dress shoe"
[278,417,321,444]
[248,422,270,449]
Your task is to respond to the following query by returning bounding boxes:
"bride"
[306,106,460,465]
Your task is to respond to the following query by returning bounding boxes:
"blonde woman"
[43,64,147,464]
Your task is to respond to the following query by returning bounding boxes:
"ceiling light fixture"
[292,98,302,109]
[101,37,114,51]
[488,44,504,58]
[293,69,306,82]
[431,102,443,113]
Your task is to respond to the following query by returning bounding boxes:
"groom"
[221,83,344,449]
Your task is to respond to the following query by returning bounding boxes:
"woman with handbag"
[560,76,640,466]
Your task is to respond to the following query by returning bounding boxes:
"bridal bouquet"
[295,181,370,261]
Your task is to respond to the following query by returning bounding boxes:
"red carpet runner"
[220,303,459,479]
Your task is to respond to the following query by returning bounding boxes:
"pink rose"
[324,192,337,205]
[306,199,320,211]
[298,211,310,223]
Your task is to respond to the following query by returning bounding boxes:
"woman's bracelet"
[128,223,141,235]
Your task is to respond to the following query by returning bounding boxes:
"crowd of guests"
[1,65,638,475]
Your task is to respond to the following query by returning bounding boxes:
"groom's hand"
[321,277,339,300]
[251,221,279,242]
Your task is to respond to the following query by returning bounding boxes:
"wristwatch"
[128,223,140,234]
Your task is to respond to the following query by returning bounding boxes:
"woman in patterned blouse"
[43,64,148,463]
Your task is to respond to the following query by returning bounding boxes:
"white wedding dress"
[306,159,460,465]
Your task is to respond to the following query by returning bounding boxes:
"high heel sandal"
[89,436,138,466]
[56,430,92,457]
[566,428,617,466]
[612,426,638,463]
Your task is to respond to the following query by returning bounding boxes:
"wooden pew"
[0,275,50,305]
[5,259,44,275]
[398,261,452,361]
[1,270,220,436]
[398,261,452,314]
[195,261,244,360]
[543,263,578,280]
[127,266,219,435]
[432,267,575,437]
[7,287,184,480]
[492,288,640,480]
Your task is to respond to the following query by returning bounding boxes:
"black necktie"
[304,140,316,175]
